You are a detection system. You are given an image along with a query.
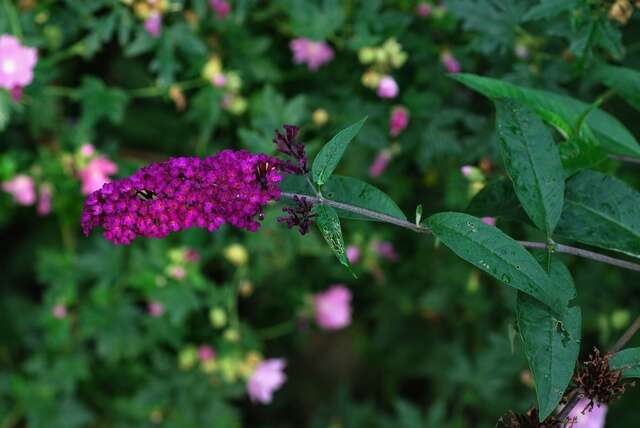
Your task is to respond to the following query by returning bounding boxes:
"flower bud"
[209,307,227,328]
[224,243,248,266]
[312,108,329,126]
[178,346,198,370]
[358,47,376,64]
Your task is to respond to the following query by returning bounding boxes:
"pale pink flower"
[144,12,162,38]
[290,38,335,71]
[212,73,226,87]
[37,183,53,216]
[460,165,473,177]
[346,245,361,264]
[375,241,399,261]
[389,106,409,137]
[210,0,231,19]
[567,400,608,428]
[197,345,216,361]
[314,285,352,330]
[2,174,36,206]
[52,304,67,319]
[481,217,496,226]
[416,2,432,17]
[168,265,186,280]
[78,156,118,195]
[369,150,392,177]
[441,51,461,73]
[247,358,287,404]
[79,143,95,158]
[377,75,399,98]
[0,35,37,92]
[148,301,165,317]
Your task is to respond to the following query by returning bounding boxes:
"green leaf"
[555,170,640,258]
[312,117,367,186]
[75,77,128,134]
[609,348,640,379]
[558,130,608,177]
[522,0,578,21]
[594,64,640,112]
[188,86,221,144]
[426,212,569,314]
[517,258,581,421]
[451,73,640,157]
[0,91,11,131]
[315,205,351,271]
[495,100,565,235]
[466,177,529,224]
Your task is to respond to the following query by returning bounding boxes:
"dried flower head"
[81,150,282,244]
[277,195,316,235]
[573,348,634,407]
[496,409,564,428]
[272,125,308,174]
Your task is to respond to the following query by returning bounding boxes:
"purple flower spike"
[277,196,316,235]
[273,125,308,174]
[81,150,282,245]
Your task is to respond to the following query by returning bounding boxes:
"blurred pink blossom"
[481,217,496,226]
[147,301,165,317]
[185,248,200,262]
[369,150,392,177]
[441,51,461,73]
[37,183,53,216]
[144,12,162,38]
[0,35,37,93]
[80,143,95,157]
[290,38,334,71]
[460,165,473,177]
[377,75,399,98]
[314,285,352,330]
[346,245,361,264]
[416,2,432,17]
[568,399,608,428]
[210,0,231,19]
[375,241,399,261]
[197,345,216,361]
[168,265,186,280]
[247,358,287,404]
[78,156,118,195]
[212,73,226,87]
[389,106,409,137]
[52,304,67,319]
[2,174,36,206]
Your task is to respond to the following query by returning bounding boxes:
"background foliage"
[1,0,640,427]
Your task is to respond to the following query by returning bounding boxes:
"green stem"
[574,89,615,136]
[127,78,207,98]
[258,320,296,340]
[3,0,22,38]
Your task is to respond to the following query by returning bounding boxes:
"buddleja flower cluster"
[81,150,282,244]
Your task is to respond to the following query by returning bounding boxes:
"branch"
[609,154,640,165]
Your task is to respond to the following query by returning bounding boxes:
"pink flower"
[346,245,360,264]
[168,265,186,280]
[314,285,352,330]
[441,51,461,73]
[375,241,399,261]
[79,143,95,158]
[369,150,392,177]
[78,156,118,195]
[210,0,231,19]
[416,2,432,17]
[37,183,53,216]
[197,345,216,361]
[460,165,473,177]
[567,400,608,428]
[481,217,496,226]
[290,38,334,71]
[52,304,67,319]
[247,358,287,404]
[2,174,36,206]
[0,35,37,92]
[377,75,399,98]
[147,301,165,317]
[144,12,162,38]
[212,73,226,87]
[389,106,409,137]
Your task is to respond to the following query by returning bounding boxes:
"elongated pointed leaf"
[495,100,565,235]
[594,64,640,112]
[427,212,569,314]
[556,170,640,258]
[609,348,640,379]
[315,205,351,270]
[517,259,581,421]
[312,117,367,186]
[452,73,640,157]
[281,174,406,221]
[523,0,578,21]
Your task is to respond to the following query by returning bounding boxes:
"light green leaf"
[315,205,351,271]
[0,91,11,131]
[594,64,640,112]
[522,0,578,21]
[451,73,640,157]
[426,212,569,314]
[558,129,608,177]
[75,77,128,134]
[609,348,640,379]
[495,100,565,235]
[555,170,640,258]
[517,258,581,421]
[312,117,367,186]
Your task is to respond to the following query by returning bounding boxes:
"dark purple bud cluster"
[277,195,316,235]
[81,150,282,245]
[273,125,308,174]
